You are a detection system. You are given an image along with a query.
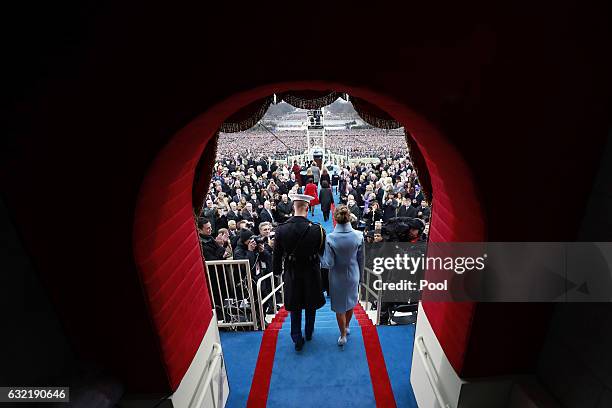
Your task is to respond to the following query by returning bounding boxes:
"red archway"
[132,81,485,390]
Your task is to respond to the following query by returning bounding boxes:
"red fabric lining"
[147,244,201,297]
[151,257,202,322]
[140,220,198,273]
[134,203,194,257]
[142,232,200,283]
[247,307,289,407]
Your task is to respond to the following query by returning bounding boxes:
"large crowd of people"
[199,127,431,327]
[217,128,407,159]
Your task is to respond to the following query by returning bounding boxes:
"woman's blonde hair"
[334,205,352,224]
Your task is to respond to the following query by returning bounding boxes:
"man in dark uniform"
[273,193,326,351]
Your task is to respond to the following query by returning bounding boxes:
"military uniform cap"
[288,193,314,202]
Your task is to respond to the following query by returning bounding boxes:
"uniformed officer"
[273,193,326,351]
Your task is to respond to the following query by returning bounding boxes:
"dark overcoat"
[273,216,326,311]
[319,187,334,213]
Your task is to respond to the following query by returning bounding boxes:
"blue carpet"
[220,330,264,408]
[267,300,376,407]
[306,187,339,234]
[377,325,419,407]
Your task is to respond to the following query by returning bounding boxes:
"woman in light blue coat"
[322,205,364,346]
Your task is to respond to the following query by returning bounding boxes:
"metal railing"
[359,266,382,325]
[205,260,258,330]
[188,342,226,408]
[416,336,451,408]
[256,272,285,328]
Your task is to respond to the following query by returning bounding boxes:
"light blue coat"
[321,222,364,313]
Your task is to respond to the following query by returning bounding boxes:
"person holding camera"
[241,202,259,230]
[234,228,274,317]
[234,229,256,265]
[382,191,399,223]
[364,200,383,231]
[216,228,233,259]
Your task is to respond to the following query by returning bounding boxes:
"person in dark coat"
[198,218,226,261]
[382,191,399,222]
[412,185,425,206]
[276,194,293,222]
[319,167,331,188]
[363,201,383,231]
[398,197,418,218]
[234,228,274,323]
[319,180,334,222]
[416,199,431,221]
[198,218,230,312]
[259,200,275,224]
[347,195,362,221]
[339,177,358,206]
[233,229,257,268]
[273,193,326,351]
[241,202,259,229]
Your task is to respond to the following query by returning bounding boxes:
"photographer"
[215,200,229,231]
[230,220,246,250]
[382,191,399,222]
[382,216,426,243]
[216,228,233,259]
[363,200,383,231]
[347,195,362,221]
[234,229,274,319]
[241,202,259,230]
[406,218,426,243]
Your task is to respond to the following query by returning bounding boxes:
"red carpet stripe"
[247,307,288,408]
[354,303,397,408]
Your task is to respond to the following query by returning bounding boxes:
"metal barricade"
[205,260,258,330]
[359,266,382,325]
[256,272,285,328]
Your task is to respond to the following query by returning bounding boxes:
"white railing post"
[188,342,225,408]
[256,272,285,328]
[360,266,382,325]
[204,259,258,330]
